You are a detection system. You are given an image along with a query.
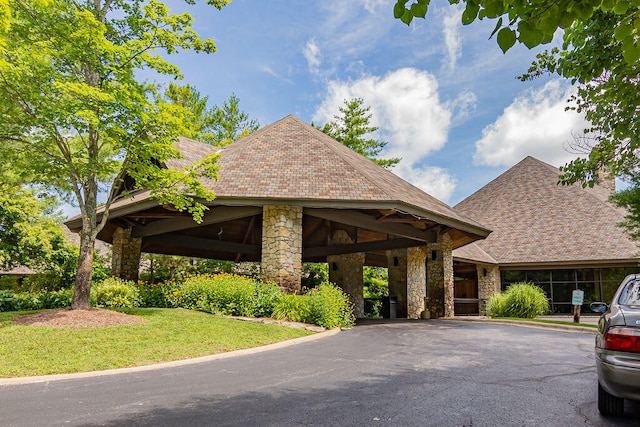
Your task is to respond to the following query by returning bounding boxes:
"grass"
[0,308,313,378]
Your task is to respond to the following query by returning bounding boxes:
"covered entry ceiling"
[66,115,490,263]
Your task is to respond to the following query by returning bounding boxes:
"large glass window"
[500,267,639,313]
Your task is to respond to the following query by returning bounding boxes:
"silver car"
[591,274,640,417]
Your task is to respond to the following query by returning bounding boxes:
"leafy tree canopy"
[0,0,229,308]
[320,98,400,169]
[0,183,68,272]
[164,84,259,146]
[394,0,640,61]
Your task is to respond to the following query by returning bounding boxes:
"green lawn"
[0,308,313,378]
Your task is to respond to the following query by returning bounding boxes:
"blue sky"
[136,1,592,211]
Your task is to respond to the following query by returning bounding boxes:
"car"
[590,274,640,417]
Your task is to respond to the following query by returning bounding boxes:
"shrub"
[251,282,282,318]
[165,274,262,317]
[93,277,141,308]
[39,288,73,309]
[272,294,309,323]
[487,282,549,318]
[136,282,170,308]
[304,283,355,328]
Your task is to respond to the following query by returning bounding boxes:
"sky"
[70,0,598,216]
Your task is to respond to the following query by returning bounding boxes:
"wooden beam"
[304,237,425,258]
[132,206,262,238]
[123,212,191,219]
[144,233,261,255]
[305,208,436,243]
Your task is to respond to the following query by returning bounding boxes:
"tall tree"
[210,94,260,146]
[321,98,400,169]
[0,0,229,309]
[164,83,217,145]
[165,86,259,146]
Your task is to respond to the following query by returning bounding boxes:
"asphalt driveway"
[1,320,639,426]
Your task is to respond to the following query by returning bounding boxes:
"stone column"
[406,246,427,319]
[426,233,454,318]
[387,248,408,318]
[111,227,142,281]
[261,205,303,293]
[327,230,365,318]
[477,264,501,314]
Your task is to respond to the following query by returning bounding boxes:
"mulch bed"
[12,308,147,328]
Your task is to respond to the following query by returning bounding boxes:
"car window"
[618,279,640,305]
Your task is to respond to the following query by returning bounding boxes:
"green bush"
[304,283,355,328]
[251,282,282,318]
[136,282,170,308]
[272,294,309,323]
[165,274,262,317]
[0,288,74,312]
[93,277,141,308]
[486,282,549,318]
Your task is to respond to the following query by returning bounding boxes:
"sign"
[572,290,584,306]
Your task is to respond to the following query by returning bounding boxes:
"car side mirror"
[590,302,609,313]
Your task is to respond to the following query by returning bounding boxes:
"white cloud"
[441,5,463,71]
[303,39,322,75]
[313,67,457,202]
[473,79,590,167]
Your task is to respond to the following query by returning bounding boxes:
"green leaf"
[461,3,480,25]
[400,9,414,25]
[622,42,640,63]
[517,21,544,48]
[497,27,516,53]
[613,1,629,14]
[614,21,634,40]
[489,17,504,39]
[410,2,428,18]
[393,1,408,19]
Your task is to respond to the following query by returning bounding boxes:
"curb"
[0,327,341,387]
[441,317,598,334]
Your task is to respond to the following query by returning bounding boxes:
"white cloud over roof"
[313,67,457,202]
[473,79,590,168]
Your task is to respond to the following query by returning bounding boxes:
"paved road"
[1,320,639,427]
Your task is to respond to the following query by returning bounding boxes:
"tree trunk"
[71,215,97,309]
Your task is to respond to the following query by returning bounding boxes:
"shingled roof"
[453,156,638,267]
[193,115,487,235]
[67,114,490,262]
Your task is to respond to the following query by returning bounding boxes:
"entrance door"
[454,278,479,315]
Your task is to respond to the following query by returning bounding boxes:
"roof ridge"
[291,116,399,202]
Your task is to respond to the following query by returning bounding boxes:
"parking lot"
[1,320,639,426]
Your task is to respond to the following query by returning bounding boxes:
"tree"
[394,0,640,61]
[164,83,218,145]
[0,0,229,309]
[0,183,68,272]
[320,98,400,169]
[210,94,260,146]
[165,85,259,146]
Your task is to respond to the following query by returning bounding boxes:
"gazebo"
[66,115,490,318]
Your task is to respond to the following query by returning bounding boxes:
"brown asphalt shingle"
[453,156,638,265]
[191,115,488,234]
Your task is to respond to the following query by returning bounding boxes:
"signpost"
[572,290,584,323]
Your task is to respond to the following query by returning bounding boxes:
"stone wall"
[477,264,501,314]
[387,248,408,318]
[406,246,427,319]
[426,233,454,318]
[327,230,365,318]
[261,205,303,293]
[111,227,142,281]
